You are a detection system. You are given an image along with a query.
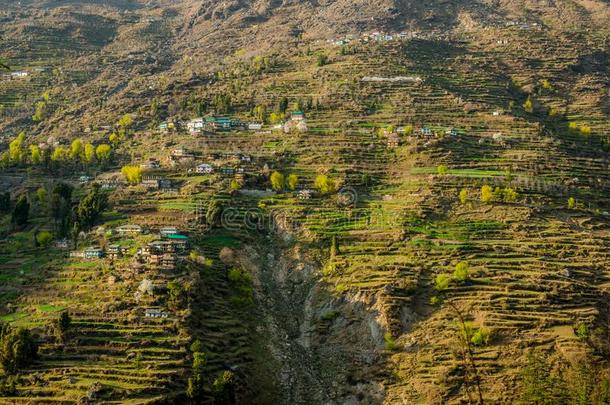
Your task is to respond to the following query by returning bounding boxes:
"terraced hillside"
[0,0,609,404]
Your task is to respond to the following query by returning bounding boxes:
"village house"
[158,120,176,133]
[247,123,263,131]
[290,111,305,121]
[141,158,160,170]
[298,189,313,200]
[187,118,204,134]
[11,71,29,79]
[420,127,433,137]
[116,224,143,236]
[387,133,401,148]
[195,163,214,174]
[81,247,104,259]
[159,227,178,237]
[144,308,169,319]
[142,176,172,190]
[107,244,129,260]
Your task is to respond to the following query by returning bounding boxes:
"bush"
[384,332,397,351]
[459,189,468,204]
[435,274,451,291]
[314,174,336,194]
[121,165,143,185]
[575,323,589,341]
[471,327,491,346]
[454,262,469,282]
[0,323,38,374]
[568,197,576,209]
[270,171,285,191]
[437,165,448,176]
[523,95,534,113]
[481,185,493,203]
[36,231,53,247]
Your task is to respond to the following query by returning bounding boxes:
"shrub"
[575,323,589,341]
[504,187,518,202]
[270,171,285,191]
[314,174,336,193]
[435,274,451,291]
[317,54,329,66]
[580,126,592,136]
[568,197,576,209]
[454,262,469,282]
[459,189,468,204]
[36,231,53,247]
[481,185,494,203]
[437,165,448,176]
[121,165,143,185]
[523,95,534,113]
[287,174,299,190]
[0,323,38,374]
[471,327,491,346]
[384,332,397,351]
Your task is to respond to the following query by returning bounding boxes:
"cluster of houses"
[69,225,190,272]
[383,126,461,149]
[165,116,263,135]
[159,112,307,136]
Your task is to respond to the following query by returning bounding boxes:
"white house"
[248,123,263,131]
[195,164,214,174]
[187,118,204,134]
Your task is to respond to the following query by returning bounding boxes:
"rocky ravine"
[238,234,392,405]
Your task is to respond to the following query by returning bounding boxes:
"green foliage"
[57,311,71,332]
[206,199,223,227]
[227,267,253,307]
[121,165,143,184]
[84,143,95,164]
[317,54,329,67]
[75,185,107,230]
[95,144,112,163]
[230,179,241,191]
[523,95,534,113]
[11,195,29,227]
[568,197,576,209]
[575,323,588,341]
[36,231,53,247]
[286,174,299,190]
[278,97,289,113]
[480,185,493,203]
[580,126,592,137]
[51,146,68,162]
[70,139,83,160]
[9,132,26,163]
[519,351,567,404]
[471,327,490,346]
[0,323,38,374]
[453,262,469,282]
[314,174,336,194]
[187,351,207,401]
[384,332,397,351]
[0,192,10,213]
[435,274,451,291]
[167,280,191,309]
[270,171,285,191]
[50,182,73,237]
[212,370,237,404]
[459,189,468,204]
[503,187,518,202]
[437,165,448,176]
[29,144,41,164]
[32,101,46,122]
[190,339,203,353]
[213,93,232,114]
